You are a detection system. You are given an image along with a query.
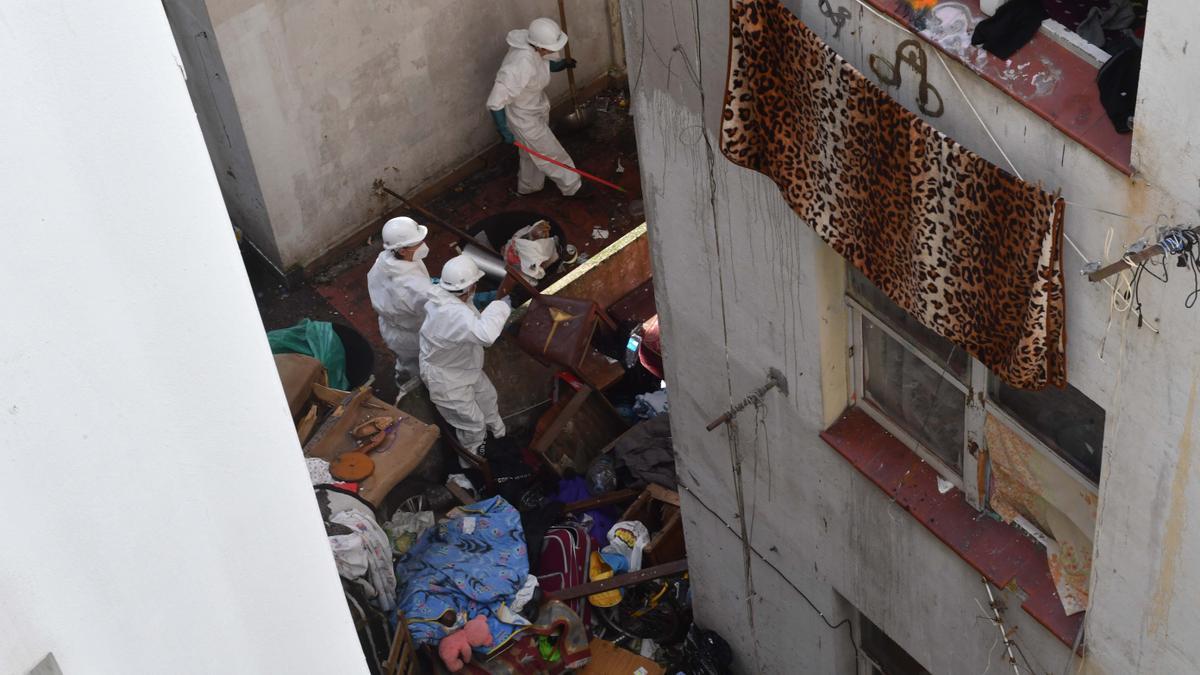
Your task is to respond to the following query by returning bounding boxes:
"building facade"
[625,0,1200,672]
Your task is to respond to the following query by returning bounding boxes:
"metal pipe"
[374,182,502,257]
[705,368,789,432]
[461,243,508,282]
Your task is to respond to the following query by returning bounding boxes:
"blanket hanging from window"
[720,0,1066,389]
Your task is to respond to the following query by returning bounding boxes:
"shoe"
[561,184,591,199]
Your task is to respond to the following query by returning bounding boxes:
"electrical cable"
[677,482,863,673]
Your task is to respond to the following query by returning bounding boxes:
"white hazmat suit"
[419,288,513,452]
[367,252,434,384]
[487,30,582,196]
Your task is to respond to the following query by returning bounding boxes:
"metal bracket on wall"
[705,368,791,432]
[869,39,945,117]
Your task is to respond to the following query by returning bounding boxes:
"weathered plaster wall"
[202,0,618,270]
[0,2,364,672]
[164,0,282,268]
[624,0,1200,672]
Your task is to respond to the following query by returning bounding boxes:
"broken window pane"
[863,317,965,471]
[992,380,1105,483]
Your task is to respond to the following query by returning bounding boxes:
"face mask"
[413,242,429,261]
[542,51,558,61]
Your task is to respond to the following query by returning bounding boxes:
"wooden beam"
[563,488,641,513]
[446,478,475,506]
[530,385,593,456]
[1087,246,1161,282]
[548,559,688,601]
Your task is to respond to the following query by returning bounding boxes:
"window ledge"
[864,0,1133,175]
[820,407,1084,647]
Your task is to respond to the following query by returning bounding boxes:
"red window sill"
[820,407,1084,647]
[863,0,1132,175]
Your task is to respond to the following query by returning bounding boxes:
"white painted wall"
[0,4,366,674]
[625,0,1200,672]
[199,0,619,270]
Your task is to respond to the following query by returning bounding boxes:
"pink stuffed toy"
[438,615,494,672]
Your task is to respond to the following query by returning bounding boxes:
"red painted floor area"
[253,89,643,402]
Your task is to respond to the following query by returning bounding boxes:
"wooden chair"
[383,613,419,675]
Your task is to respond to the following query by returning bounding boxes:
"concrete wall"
[164,0,282,268]
[624,0,1200,672]
[199,0,619,270]
[0,3,365,673]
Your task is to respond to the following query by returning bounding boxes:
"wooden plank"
[531,385,593,455]
[646,484,680,507]
[563,488,641,513]
[580,639,666,675]
[446,478,475,506]
[303,385,372,457]
[547,558,688,601]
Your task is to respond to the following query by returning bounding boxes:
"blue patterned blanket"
[395,496,529,652]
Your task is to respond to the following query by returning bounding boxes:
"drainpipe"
[608,0,627,74]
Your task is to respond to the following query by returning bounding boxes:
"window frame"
[846,296,1101,511]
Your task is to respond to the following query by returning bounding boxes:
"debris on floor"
[249,89,723,673]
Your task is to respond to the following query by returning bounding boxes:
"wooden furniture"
[621,485,685,566]
[383,612,418,675]
[580,639,666,675]
[530,383,628,474]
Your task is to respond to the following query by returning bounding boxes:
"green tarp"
[267,319,349,390]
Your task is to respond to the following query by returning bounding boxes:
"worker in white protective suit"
[367,216,434,400]
[486,17,582,197]
[419,255,514,457]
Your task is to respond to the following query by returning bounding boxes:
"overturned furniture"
[274,353,438,506]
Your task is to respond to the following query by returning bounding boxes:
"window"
[847,268,1104,497]
[991,379,1105,483]
[858,611,930,675]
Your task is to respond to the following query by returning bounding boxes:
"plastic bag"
[267,318,349,390]
[383,509,435,555]
[586,453,617,495]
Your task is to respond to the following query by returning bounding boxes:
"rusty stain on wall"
[1148,367,1199,636]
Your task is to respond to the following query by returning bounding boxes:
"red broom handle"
[513,141,627,193]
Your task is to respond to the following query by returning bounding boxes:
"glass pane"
[993,381,1105,483]
[848,267,968,381]
[864,318,965,471]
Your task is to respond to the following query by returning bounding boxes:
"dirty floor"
[249,88,643,407]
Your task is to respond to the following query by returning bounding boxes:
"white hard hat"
[439,255,485,292]
[527,17,568,51]
[381,216,428,250]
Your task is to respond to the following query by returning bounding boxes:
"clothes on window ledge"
[721,0,1066,390]
[971,0,1048,59]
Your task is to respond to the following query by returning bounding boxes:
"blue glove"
[550,58,577,72]
[473,290,498,310]
[490,109,514,144]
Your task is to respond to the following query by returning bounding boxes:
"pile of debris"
[269,314,731,674]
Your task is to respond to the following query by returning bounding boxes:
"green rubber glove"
[549,57,577,72]
[490,109,514,144]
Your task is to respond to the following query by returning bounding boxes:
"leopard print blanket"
[721,0,1065,389]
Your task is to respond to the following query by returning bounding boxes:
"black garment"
[971,0,1048,59]
[1097,45,1141,133]
[520,501,565,572]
